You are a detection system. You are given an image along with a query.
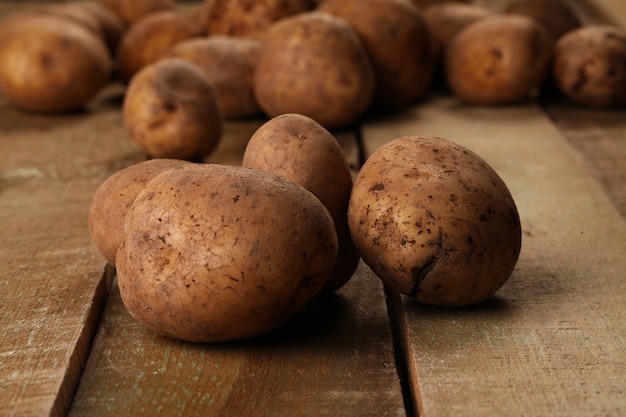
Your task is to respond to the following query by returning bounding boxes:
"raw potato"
[117,163,339,343]
[242,113,359,292]
[254,12,376,129]
[553,25,626,108]
[123,58,223,161]
[348,136,522,307]
[445,14,551,104]
[504,0,580,46]
[76,1,127,55]
[116,11,203,83]
[204,0,314,40]
[0,15,110,113]
[101,0,175,27]
[166,36,262,119]
[318,0,434,111]
[88,159,190,266]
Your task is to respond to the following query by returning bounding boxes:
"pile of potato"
[2,0,624,342]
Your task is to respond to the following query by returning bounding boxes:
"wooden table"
[1,1,624,416]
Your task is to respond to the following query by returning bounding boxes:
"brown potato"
[117,163,339,342]
[553,25,626,108]
[88,159,190,266]
[116,11,203,83]
[75,1,127,55]
[242,113,359,292]
[165,36,262,119]
[445,14,551,104]
[318,0,434,111]
[504,0,581,46]
[123,59,223,161]
[254,12,376,129]
[0,15,110,113]
[348,136,522,307]
[204,0,314,40]
[101,0,175,27]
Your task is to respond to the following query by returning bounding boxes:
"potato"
[88,159,190,266]
[101,0,175,27]
[123,58,223,161]
[75,1,127,55]
[553,25,626,108]
[504,0,580,46]
[445,14,551,104]
[348,136,522,307]
[117,163,339,342]
[116,11,203,83]
[165,36,262,119]
[242,113,359,292]
[0,15,110,113]
[318,0,434,111]
[204,0,314,40]
[254,12,376,130]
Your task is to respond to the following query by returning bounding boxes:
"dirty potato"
[254,12,376,129]
[88,159,190,266]
[165,36,262,119]
[0,15,110,113]
[242,113,359,292]
[553,25,626,108]
[445,14,551,104]
[504,0,581,46]
[204,0,314,40]
[123,58,223,161]
[117,163,339,342]
[348,136,522,307]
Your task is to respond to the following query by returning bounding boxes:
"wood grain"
[360,95,626,417]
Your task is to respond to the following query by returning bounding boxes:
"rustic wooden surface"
[0,1,625,417]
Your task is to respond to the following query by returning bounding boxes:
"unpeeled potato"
[242,114,360,292]
[0,15,110,113]
[117,163,339,342]
[348,136,522,307]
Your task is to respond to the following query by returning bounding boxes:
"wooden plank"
[0,83,139,417]
[68,262,405,417]
[360,94,626,417]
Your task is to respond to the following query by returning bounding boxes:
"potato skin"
[504,0,580,46]
[0,15,110,113]
[123,58,223,161]
[117,163,338,343]
[242,113,359,291]
[318,0,434,111]
[254,12,375,130]
[88,159,190,266]
[348,136,522,307]
[553,25,626,108]
[445,14,550,104]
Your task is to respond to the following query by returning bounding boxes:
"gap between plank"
[58,264,115,417]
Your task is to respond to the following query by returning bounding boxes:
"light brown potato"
[318,0,434,111]
[348,136,522,307]
[504,0,580,46]
[116,11,203,83]
[165,36,262,119]
[88,159,190,266]
[101,0,175,27]
[242,113,359,291]
[123,58,223,161]
[553,25,626,108]
[445,14,551,104]
[0,15,110,113]
[204,0,314,40]
[254,12,376,129]
[117,163,339,342]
